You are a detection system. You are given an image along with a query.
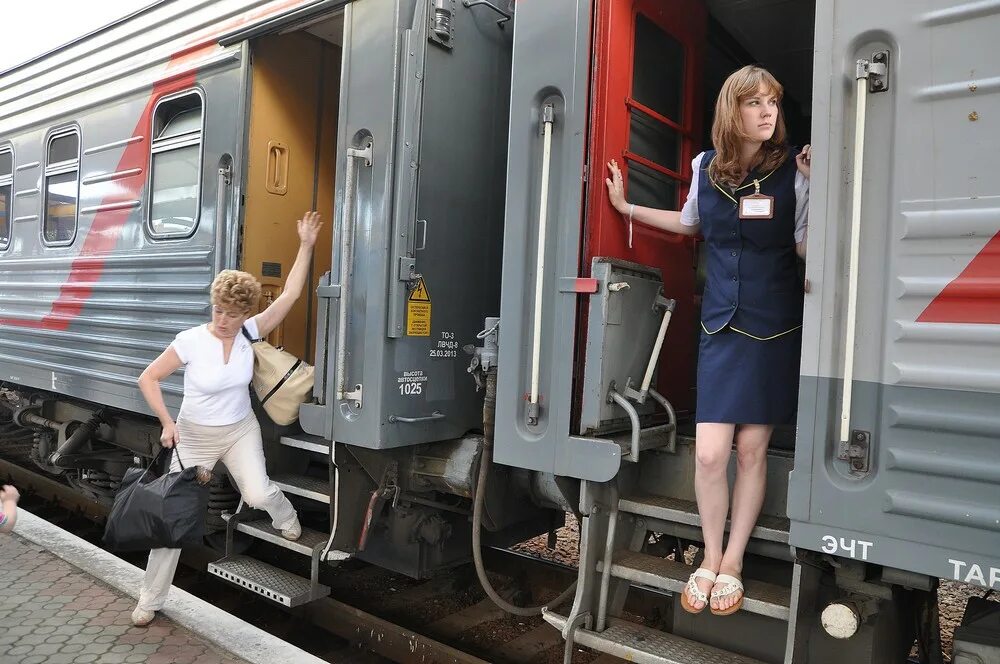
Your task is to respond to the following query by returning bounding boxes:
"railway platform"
[0,509,327,664]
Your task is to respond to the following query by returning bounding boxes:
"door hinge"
[838,429,871,474]
[856,50,890,93]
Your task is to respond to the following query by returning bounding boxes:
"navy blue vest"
[698,149,803,338]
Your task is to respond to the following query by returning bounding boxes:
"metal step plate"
[543,612,766,664]
[272,473,331,503]
[279,433,331,455]
[611,423,676,461]
[619,494,789,544]
[208,555,329,608]
[236,518,330,556]
[597,550,791,620]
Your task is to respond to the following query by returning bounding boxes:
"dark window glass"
[629,107,681,173]
[628,161,678,212]
[150,144,200,236]
[0,148,10,248]
[632,14,685,122]
[149,94,202,238]
[48,133,79,164]
[0,184,10,248]
[44,170,78,244]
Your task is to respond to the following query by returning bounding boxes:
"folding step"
[271,472,330,503]
[279,433,331,455]
[543,611,766,664]
[208,554,329,608]
[236,518,330,556]
[597,550,791,620]
[610,423,676,461]
[619,494,789,544]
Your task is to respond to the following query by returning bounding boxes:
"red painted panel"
[578,0,707,418]
[917,231,1000,324]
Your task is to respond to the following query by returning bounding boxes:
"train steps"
[596,550,791,620]
[207,432,349,607]
[543,610,767,664]
[618,493,790,545]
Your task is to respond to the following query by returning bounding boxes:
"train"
[1,0,998,662]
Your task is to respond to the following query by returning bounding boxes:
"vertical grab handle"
[213,159,233,276]
[334,140,373,408]
[840,55,886,447]
[527,104,556,426]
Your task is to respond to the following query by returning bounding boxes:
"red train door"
[581,0,707,416]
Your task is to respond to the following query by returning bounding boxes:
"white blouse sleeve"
[169,329,193,365]
[679,152,705,227]
[794,171,809,243]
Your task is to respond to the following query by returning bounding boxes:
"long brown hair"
[708,65,788,188]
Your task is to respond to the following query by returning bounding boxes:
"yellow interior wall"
[241,32,339,361]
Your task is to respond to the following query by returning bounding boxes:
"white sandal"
[710,573,745,616]
[680,567,717,614]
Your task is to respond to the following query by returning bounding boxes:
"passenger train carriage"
[1,0,998,662]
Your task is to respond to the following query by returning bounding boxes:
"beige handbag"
[241,327,314,425]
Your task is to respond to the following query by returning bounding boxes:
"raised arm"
[253,211,323,339]
[605,159,699,237]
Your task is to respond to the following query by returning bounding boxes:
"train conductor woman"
[606,65,811,616]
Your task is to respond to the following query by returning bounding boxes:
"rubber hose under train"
[472,369,577,616]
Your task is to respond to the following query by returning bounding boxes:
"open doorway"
[239,13,343,362]
[581,0,817,444]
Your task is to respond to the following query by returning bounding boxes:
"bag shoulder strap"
[241,325,259,343]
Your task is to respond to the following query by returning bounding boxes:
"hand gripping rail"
[334,140,373,408]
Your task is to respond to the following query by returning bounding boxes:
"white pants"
[137,413,297,611]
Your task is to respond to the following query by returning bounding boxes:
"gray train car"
[1,1,998,662]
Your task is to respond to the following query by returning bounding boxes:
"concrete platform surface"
[1,509,327,664]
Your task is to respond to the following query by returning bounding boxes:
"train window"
[148,92,203,238]
[0,146,12,250]
[42,129,80,246]
[625,14,687,210]
[632,14,684,123]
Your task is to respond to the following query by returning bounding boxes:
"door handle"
[388,411,444,424]
[334,139,373,408]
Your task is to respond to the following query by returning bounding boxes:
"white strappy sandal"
[710,573,745,616]
[680,567,717,614]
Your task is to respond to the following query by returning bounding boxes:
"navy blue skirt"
[696,326,802,425]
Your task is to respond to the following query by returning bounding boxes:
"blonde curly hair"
[211,270,261,314]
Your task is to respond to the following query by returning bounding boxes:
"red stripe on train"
[0,0,306,331]
[917,231,1000,325]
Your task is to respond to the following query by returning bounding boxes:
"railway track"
[2,419,963,664]
[0,448,605,664]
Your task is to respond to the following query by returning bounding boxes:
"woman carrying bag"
[132,211,322,626]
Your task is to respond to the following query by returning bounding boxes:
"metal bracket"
[429,0,456,49]
[342,384,363,409]
[316,284,341,299]
[857,50,890,93]
[346,143,373,167]
[838,429,871,474]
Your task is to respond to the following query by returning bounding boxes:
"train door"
[239,21,340,362]
[581,0,706,423]
[790,0,1000,591]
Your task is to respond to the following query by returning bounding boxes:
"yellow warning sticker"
[406,277,431,336]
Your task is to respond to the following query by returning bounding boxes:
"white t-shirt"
[171,317,259,426]
[679,151,810,243]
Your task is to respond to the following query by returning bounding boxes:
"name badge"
[738,179,773,220]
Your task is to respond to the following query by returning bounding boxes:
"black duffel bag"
[103,447,209,551]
